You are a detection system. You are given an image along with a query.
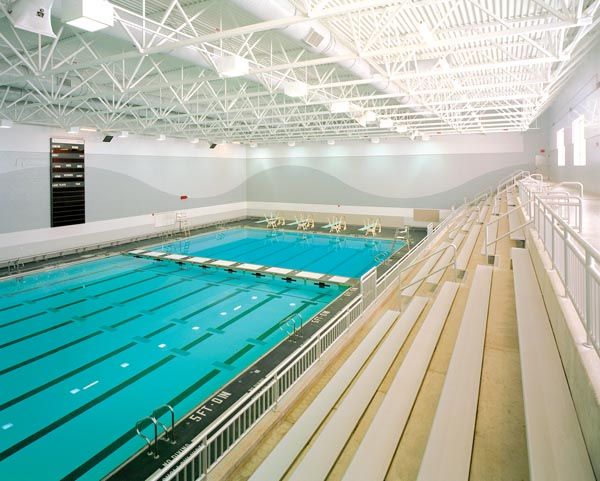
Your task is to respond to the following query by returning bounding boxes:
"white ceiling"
[0,0,598,144]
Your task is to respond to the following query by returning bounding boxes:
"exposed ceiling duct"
[229,0,407,102]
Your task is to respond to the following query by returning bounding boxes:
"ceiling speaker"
[103,135,113,143]
[8,0,57,38]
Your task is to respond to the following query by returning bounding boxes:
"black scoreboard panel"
[50,139,85,227]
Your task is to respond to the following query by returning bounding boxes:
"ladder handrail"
[136,416,159,459]
[153,404,176,444]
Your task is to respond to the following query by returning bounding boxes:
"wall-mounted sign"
[50,138,85,227]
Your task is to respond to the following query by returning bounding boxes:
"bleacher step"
[416,265,493,481]
[456,224,481,272]
[285,297,429,481]
[341,282,460,481]
[247,309,407,481]
[511,248,594,481]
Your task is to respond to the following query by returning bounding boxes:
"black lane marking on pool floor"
[0,303,23,313]
[179,289,246,321]
[148,284,215,312]
[0,293,284,459]
[0,310,45,329]
[0,331,103,376]
[118,279,188,305]
[61,369,222,481]
[0,342,137,411]
[105,286,357,481]
[0,355,176,462]
[0,320,73,350]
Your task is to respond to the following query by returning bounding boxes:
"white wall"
[541,36,600,193]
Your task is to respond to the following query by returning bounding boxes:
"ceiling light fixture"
[215,55,249,78]
[0,119,14,129]
[68,126,80,134]
[62,0,115,32]
[156,134,166,141]
[118,131,129,138]
[284,81,308,98]
[327,139,335,145]
[190,138,199,144]
[288,141,296,147]
[80,127,96,132]
[379,119,394,129]
[331,100,351,113]
[417,21,435,46]
[421,133,431,141]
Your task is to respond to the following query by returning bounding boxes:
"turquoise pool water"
[160,228,399,278]
[0,255,342,480]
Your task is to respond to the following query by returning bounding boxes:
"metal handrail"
[400,259,457,292]
[551,182,584,198]
[483,203,531,254]
[136,416,159,459]
[398,243,458,280]
[153,404,176,444]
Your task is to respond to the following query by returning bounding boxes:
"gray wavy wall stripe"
[0,160,246,234]
[246,163,531,208]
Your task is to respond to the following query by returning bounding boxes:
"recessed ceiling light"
[0,119,13,129]
[156,134,166,141]
[288,140,296,147]
[190,138,199,144]
[80,127,96,132]
[118,131,129,138]
[327,139,335,145]
[68,126,80,134]
[62,0,115,32]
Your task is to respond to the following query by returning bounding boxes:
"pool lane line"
[0,331,104,376]
[0,342,137,412]
[0,311,45,329]
[90,274,157,298]
[179,289,246,321]
[0,318,179,405]
[109,314,143,329]
[299,246,359,278]
[79,305,113,319]
[0,355,176,462]
[193,236,266,260]
[0,320,73,350]
[0,259,134,298]
[29,290,65,303]
[214,295,278,332]
[0,303,23,313]
[60,368,221,481]
[147,284,215,313]
[118,279,188,305]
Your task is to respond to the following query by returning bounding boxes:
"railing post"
[584,250,593,349]
[563,229,569,298]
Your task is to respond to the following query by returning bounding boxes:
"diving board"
[341,282,460,481]
[285,298,429,481]
[512,248,594,481]
[416,266,492,481]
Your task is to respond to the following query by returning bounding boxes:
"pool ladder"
[279,313,304,342]
[135,404,176,459]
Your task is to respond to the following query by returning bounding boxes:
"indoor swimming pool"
[160,227,400,278]
[0,254,343,480]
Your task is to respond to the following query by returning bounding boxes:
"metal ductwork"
[229,0,406,100]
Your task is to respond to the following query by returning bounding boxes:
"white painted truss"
[0,0,599,144]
